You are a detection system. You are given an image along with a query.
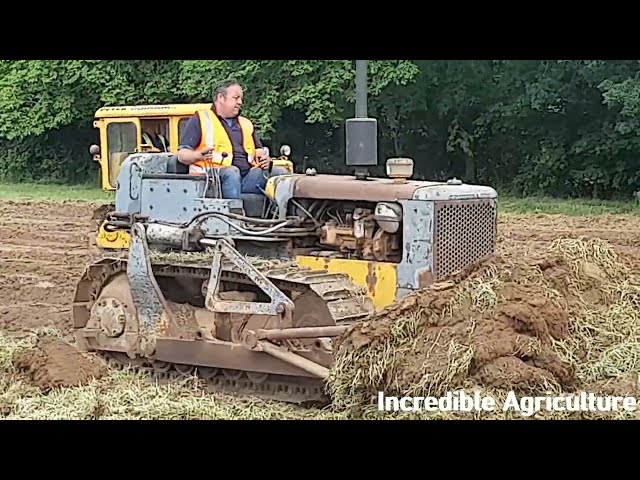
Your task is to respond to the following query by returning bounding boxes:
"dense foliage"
[1,60,639,198]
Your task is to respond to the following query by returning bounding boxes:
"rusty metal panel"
[271,174,426,202]
[432,199,497,280]
[395,197,497,297]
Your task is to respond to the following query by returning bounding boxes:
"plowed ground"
[0,201,96,339]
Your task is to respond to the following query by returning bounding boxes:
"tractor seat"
[162,156,266,216]
[166,155,189,174]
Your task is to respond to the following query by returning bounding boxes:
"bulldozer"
[74,61,498,404]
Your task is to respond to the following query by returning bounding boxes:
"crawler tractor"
[73,62,498,404]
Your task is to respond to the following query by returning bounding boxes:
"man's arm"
[177,114,210,165]
[253,130,263,150]
[253,130,269,161]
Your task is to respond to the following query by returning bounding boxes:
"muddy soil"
[12,335,108,391]
[0,201,97,337]
[334,252,580,399]
[329,214,640,410]
[330,243,640,416]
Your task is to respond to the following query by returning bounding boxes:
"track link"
[73,250,373,405]
[102,351,329,405]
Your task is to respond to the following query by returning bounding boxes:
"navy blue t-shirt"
[178,111,262,176]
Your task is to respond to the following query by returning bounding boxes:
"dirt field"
[3,200,640,338]
[1,199,640,418]
[0,201,94,339]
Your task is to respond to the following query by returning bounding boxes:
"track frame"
[73,223,374,404]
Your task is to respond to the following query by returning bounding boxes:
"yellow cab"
[88,103,293,192]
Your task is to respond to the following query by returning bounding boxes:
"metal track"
[74,251,372,405]
[101,351,329,405]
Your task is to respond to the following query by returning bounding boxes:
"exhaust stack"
[345,60,377,180]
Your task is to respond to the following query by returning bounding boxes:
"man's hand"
[255,147,271,170]
[198,146,213,159]
[178,147,210,165]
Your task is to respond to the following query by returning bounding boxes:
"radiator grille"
[432,199,497,280]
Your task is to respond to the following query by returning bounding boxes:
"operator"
[176,80,288,199]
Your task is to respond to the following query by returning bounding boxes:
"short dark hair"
[213,79,241,100]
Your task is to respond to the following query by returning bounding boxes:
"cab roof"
[94,103,212,118]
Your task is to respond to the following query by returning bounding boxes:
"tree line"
[1,60,639,199]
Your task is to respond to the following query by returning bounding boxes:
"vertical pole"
[353,60,369,179]
[346,61,376,180]
[355,60,368,118]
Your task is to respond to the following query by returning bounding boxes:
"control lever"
[262,147,274,176]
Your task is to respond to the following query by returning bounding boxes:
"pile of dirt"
[12,335,108,392]
[327,237,640,418]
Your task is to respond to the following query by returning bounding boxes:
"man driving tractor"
[176,80,288,199]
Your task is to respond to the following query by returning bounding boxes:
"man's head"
[213,80,243,118]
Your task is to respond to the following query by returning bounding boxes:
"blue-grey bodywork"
[113,152,498,301]
[115,153,257,238]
